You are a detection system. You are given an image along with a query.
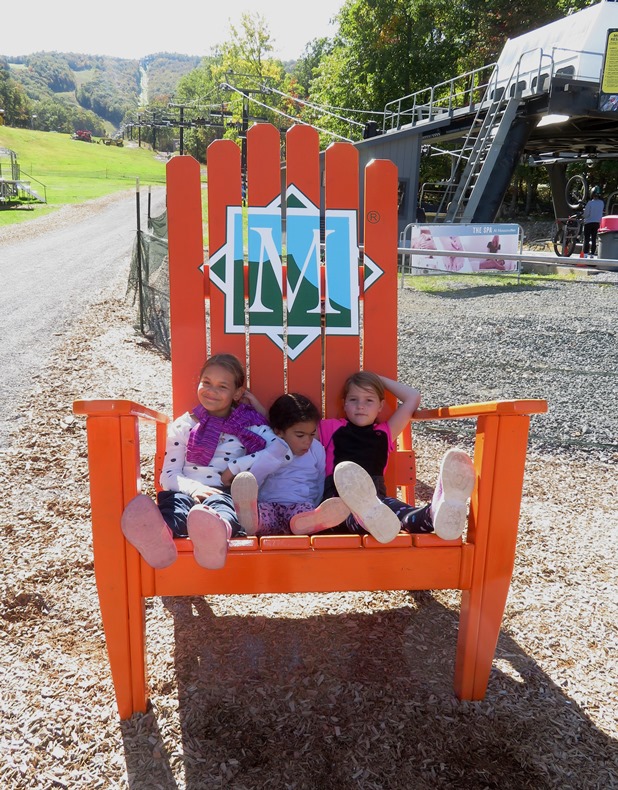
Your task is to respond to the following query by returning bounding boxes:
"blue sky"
[2,0,344,62]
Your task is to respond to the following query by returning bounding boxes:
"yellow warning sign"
[601,30,618,93]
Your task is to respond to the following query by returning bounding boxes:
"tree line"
[166,0,610,216]
[3,1,614,215]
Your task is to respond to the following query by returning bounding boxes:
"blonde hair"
[343,371,385,400]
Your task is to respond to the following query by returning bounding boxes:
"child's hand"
[240,390,268,417]
[220,468,234,486]
[193,486,220,502]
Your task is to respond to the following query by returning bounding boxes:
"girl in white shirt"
[230,393,350,537]
[121,353,274,570]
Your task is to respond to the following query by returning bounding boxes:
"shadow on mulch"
[119,596,617,790]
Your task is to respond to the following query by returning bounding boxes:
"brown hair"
[199,354,245,389]
[343,371,385,400]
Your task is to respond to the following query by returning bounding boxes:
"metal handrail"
[18,170,47,203]
[383,42,602,134]
[383,63,497,132]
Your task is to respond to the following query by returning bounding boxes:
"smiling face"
[276,420,317,456]
[197,363,244,418]
[343,383,384,427]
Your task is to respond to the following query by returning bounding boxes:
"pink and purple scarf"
[186,403,268,467]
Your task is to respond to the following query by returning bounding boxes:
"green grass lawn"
[0,126,167,227]
[402,270,582,291]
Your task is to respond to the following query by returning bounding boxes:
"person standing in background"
[583,186,604,257]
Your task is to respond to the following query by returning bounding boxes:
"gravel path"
[0,189,165,451]
[0,243,616,788]
[397,272,618,463]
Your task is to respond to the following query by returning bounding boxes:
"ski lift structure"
[354,0,618,232]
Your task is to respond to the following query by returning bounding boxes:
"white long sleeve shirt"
[160,412,276,496]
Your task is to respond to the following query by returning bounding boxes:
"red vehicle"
[72,130,92,143]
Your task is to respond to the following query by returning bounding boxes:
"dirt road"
[0,188,166,450]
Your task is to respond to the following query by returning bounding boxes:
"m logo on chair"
[208,184,382,360]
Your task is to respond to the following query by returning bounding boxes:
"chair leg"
[454,413,530,700]
[94,540,148,719]
[87,415,149,718]
[454,579,512,700]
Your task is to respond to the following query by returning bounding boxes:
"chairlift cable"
[220,84,354,141]
[260,84,366,128]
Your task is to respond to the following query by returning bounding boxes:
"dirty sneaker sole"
[290,497,351,535]
[231,471,259,535]
[121,494,177,569]
[432,449,475,540]
[333,462,401,543]
[187,506,229,569]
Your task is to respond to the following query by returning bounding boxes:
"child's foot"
[187,505,232,569]
[231,471,259,535]
[290,498,351,535]
[333,462,401,543]
[430,449,475,540]
[121,494,177,569]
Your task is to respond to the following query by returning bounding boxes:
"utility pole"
[222,76,271,184]
[179,106,184,155]
[241,90,249,184]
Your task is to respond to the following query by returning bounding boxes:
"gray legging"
[323,473,434,535]
[345,496,434,536]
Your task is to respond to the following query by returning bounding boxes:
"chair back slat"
[166,156,206,418]
[246,123,286,402]
[284,125,323,406]
[207,140,245,365]
[361,159,401,492]
[323,142,361,418]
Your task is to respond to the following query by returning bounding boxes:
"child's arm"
[160,414,222,498]
[240,389,268,418]
[380,376,421,440]
[224,426,292,484]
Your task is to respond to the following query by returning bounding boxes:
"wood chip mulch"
[1,281,616,790]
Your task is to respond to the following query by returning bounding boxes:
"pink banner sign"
[406,224,521,273]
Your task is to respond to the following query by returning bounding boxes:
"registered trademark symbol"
[367,211,380,224]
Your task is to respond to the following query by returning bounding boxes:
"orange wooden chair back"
[166,123,414,501]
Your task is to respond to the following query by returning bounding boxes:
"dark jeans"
[584,222,600,255]
[157,490,244,538]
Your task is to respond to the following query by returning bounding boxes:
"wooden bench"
[74,123,547,720]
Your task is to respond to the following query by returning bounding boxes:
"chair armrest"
[73,398,169,424]
[412,399,547,421]
[73,398,170,514]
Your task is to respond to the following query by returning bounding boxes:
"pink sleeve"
[318,418,346,476]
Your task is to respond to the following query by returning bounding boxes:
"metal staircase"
[441,94,520,222]
[0,149,46,206]
[381,48,558,224]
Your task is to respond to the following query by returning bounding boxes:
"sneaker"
[332,462,401,543]
[231,471,259,535]
[430,449,475,540]
[290,497,351,535]
[187,505,232,569]
[121,494,177,569]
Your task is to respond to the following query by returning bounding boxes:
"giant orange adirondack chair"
[74,123,547,720]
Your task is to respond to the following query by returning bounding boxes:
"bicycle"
[553,211,583,257]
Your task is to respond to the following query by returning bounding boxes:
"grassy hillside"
[0,126,167,226]
[3,52,201,131]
